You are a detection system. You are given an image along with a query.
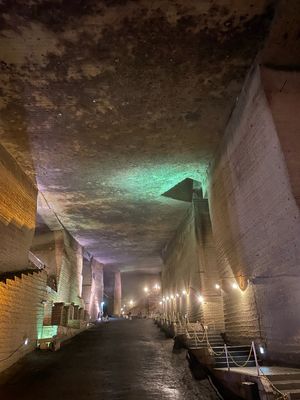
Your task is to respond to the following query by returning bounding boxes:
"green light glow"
[38,325,58,339]
[110,163,206,199]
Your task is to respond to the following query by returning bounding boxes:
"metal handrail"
[28,251,45,270]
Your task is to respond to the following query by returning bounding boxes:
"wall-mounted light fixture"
[197,295,204,303]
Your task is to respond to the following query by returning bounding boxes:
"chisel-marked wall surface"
[0,144,37,272]
[162,195,224,329]
[208,65,300,362]
[31,230,84,307]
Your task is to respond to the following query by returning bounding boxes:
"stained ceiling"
[0,0,275,272]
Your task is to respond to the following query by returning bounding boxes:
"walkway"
[0,319,218,400]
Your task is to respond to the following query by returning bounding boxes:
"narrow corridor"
[0,319,218,400]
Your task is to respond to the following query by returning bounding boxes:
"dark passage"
[0,319,218,400]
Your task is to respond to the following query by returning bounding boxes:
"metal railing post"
[224,344,230,371]
[252,341,260,376]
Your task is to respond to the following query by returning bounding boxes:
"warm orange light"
[197,295,204,303]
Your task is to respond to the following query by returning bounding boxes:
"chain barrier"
[227,346,253,368]
[157,315,289,400]
[184,323,225,356]
[205,330,225,356]
[193,326,206,344]
[185,327,191,339]
[259,369,289,400]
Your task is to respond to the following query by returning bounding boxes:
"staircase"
[213,345,257,368]
[0,268,47,373]
[0,268,42,283]
[185,326,223,350]
[265,373,300,399]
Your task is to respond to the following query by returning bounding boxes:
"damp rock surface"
[0,319,218,400]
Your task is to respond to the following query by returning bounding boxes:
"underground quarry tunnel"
[0,1,300,399]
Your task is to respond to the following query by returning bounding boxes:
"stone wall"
[0,144,36,272]
[162,205,200,321]
[262,67,300,206]
[162,190,224,330]
[58,230,83,306]
[31,229,84,307]
[161,64,300,363]
[208,65,300,362]
[0,270,47,373]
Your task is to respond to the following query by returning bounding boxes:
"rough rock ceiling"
[0,0,274,272]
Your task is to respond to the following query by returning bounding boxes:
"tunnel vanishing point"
[0,1,300,399]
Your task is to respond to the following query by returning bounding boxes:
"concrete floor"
[0,319,218,400]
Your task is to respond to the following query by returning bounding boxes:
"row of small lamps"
[159,282,240,305]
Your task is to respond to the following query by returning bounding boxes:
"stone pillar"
[89,259,104,321]
[82,256,92,312]
[73,305,80,320]
[51,302,65,325]
[113,270,122,316]
[103,268,115,315]
[76,245,83,298]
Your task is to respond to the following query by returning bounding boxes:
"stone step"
[186,342,224,347]
[214,350,254,357]
[188,336,215,340]
[214,355,255,362]
[187,338,221,343]
[282,389,300,399]
[213,345,252,352]
[215,360,257,368]
[267,374,300,382]
[272,380,300,391]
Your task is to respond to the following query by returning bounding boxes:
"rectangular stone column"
[113,271,122,316]
[89,259,104,320]
[51,302,65,325]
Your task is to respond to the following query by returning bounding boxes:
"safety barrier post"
[224,344,230,371]
[251,341,260,376]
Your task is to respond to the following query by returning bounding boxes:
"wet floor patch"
[0,319,219,399]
